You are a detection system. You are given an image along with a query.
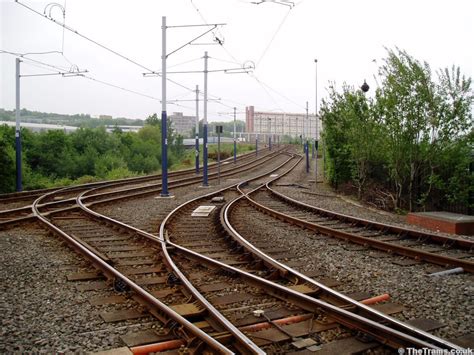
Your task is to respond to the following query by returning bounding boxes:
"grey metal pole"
[315,58,319,187]
[161,16,169,196]
[305,101,309,173]
[195,85,200,174]
[217,130,221,185]
[268,118,272,151]
[203,51,209,186]
[15,58,22,192]
[233,107,237,163]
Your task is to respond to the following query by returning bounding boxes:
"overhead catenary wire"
[189,0,226,45]
[15,0,204,96]
[42,1,74,67]
[15,0,155,73]
[81,75,161,102]
[18,1,228,104]
[13,1,292,116]
[20,61,69,75]
[185,1,300,114]
[252,73,305,110]
[255,7,292,67]
[2,50,194,110]
[1,50,76,72]
[168,57,203,69]
[78,75,194,110]
[248,73,285,112]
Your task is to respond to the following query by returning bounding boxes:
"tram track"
[8,149,291,353]
[159,154,463,352]
[0,148,269,212]
[2,147,469,353]
[0,148,275,229]
[243,180,474,273]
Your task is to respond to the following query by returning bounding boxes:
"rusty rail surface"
[0,148,281,228]
[31,188,234,354]
[159,153,461,351]
[246,184,474,273]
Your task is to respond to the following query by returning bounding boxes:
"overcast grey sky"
[1,0,473,122]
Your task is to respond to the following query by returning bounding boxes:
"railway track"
[4,149,291,353]
[0,148,270,212]
[2,148,469,353]
[159,154,463,352]
[0,148,276,229]
[242,180,474,273]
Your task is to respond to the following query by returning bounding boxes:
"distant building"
[0,121,77,133]
[105,125,141,133]
[169,112,195,138]
[99,115,113,120]
[245,106,321,140]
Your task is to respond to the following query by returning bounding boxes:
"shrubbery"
[0,114,184,193]
[321,48,473,213]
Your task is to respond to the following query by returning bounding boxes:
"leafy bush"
[321,48,473,213]
[0,114,189,193]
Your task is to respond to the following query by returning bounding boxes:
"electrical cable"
[80,75,194,109]
[2,50,194,109]
[209,56,243,66]
[253,73,305,109]
[21,61,64,73]
[16,0,226,101]
[248,73,285,111]
[1,51,74,72]
[80,75,160,102]
[15,0,156,73]
[12,2,259,114]
[256,7,291,67]
[189,0,225,44]
[186,0,291,113]
[168,57,203,69]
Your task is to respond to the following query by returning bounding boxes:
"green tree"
[321,48,473,213]
[0,125,15,193]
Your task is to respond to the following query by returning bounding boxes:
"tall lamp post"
[15,58,22,192]
[203,51,209,186]
[314,58,318,188]
[161,16,170,196]
[268,117,272,150]
[233,107,237,163]
[305,101,309,173]
[195,85,200,174]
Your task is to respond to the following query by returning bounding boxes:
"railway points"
[1,147,472,354]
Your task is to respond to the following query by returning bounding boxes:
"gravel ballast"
[250,157,474,340]
[2,150,471,352]
[0,224,162,353]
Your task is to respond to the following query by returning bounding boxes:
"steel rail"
[31,193,234,354]
[74,190,261,355]
[73,150,456,351]
[268,184,474,250]
[220,158,464,350]
[0,147,271,202]
[0,147,278,214]
[0,148,282,228]
[155,156,300,353]
[224,197,463,350]
[248,187,474,273]
[71,154,296,353]
[166,241,444,351]
[157,152,451,350]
